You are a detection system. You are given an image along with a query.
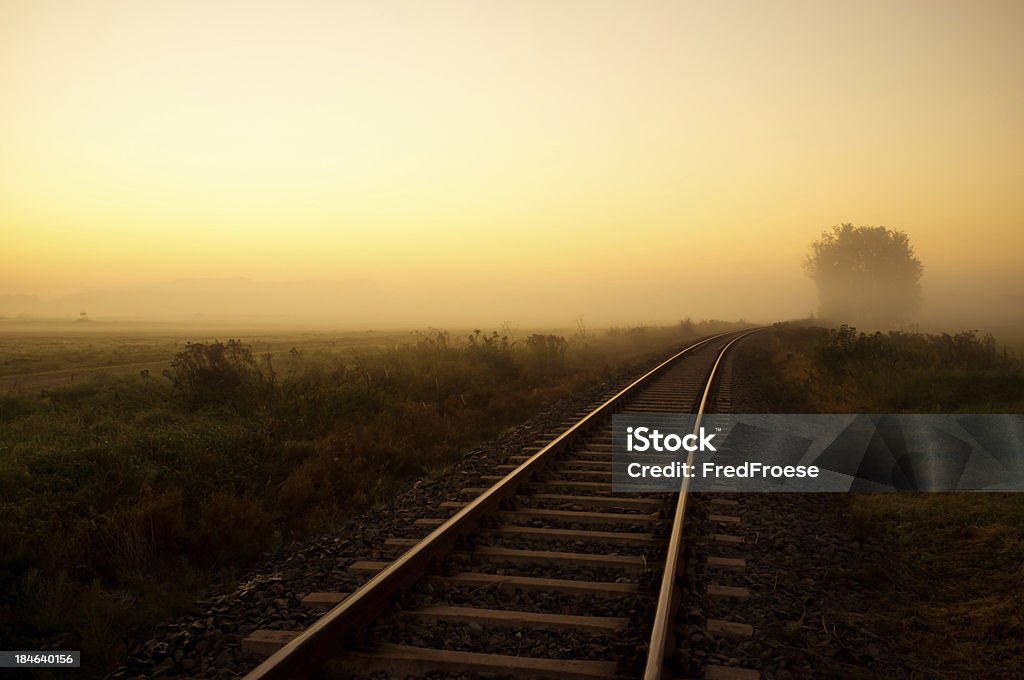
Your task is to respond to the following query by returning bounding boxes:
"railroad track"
[240,330,761,680]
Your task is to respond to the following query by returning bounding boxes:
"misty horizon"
[2,1,1022,334]
[1,269,1021,333]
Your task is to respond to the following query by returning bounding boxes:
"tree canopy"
[804,223,923,327]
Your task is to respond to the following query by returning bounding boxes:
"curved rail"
[243,331,744,680]
[642,328,763,680]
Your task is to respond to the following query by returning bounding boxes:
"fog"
[1,267,1021,336]
[2,2,1022,335]
[0,273,802,329]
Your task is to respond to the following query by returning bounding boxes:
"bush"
[524,334,568,378]
[163,340,270,410]
[748,324,1024,413]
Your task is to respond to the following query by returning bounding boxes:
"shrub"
[524,334,568,378]
[163,340,268,410]
[750,324,1024,413]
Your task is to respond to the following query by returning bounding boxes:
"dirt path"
[0,359,172,394]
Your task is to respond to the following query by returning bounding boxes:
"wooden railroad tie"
[331,643,617,680]
[299,591,350,610]
[400,604,628,633]
[241,629,300,657]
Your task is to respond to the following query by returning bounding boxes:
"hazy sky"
[1,0,1021,326]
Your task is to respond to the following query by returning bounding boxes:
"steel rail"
[243,330,747,680]
[641,328,763,680]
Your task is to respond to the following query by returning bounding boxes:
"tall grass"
[741,323,1024,413]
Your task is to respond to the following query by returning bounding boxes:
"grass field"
[0,321,420,391]
[0,323,620,392]
[739,323,1024,679]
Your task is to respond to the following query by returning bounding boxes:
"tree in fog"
[804,223,923,327]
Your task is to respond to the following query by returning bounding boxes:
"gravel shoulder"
[670,339,937,679]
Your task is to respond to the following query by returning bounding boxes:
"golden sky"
[1,0,1022,325]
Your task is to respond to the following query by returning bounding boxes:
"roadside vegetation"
[741,323,1022,413]
[739,323,1024,678]
[0,320,743,677]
